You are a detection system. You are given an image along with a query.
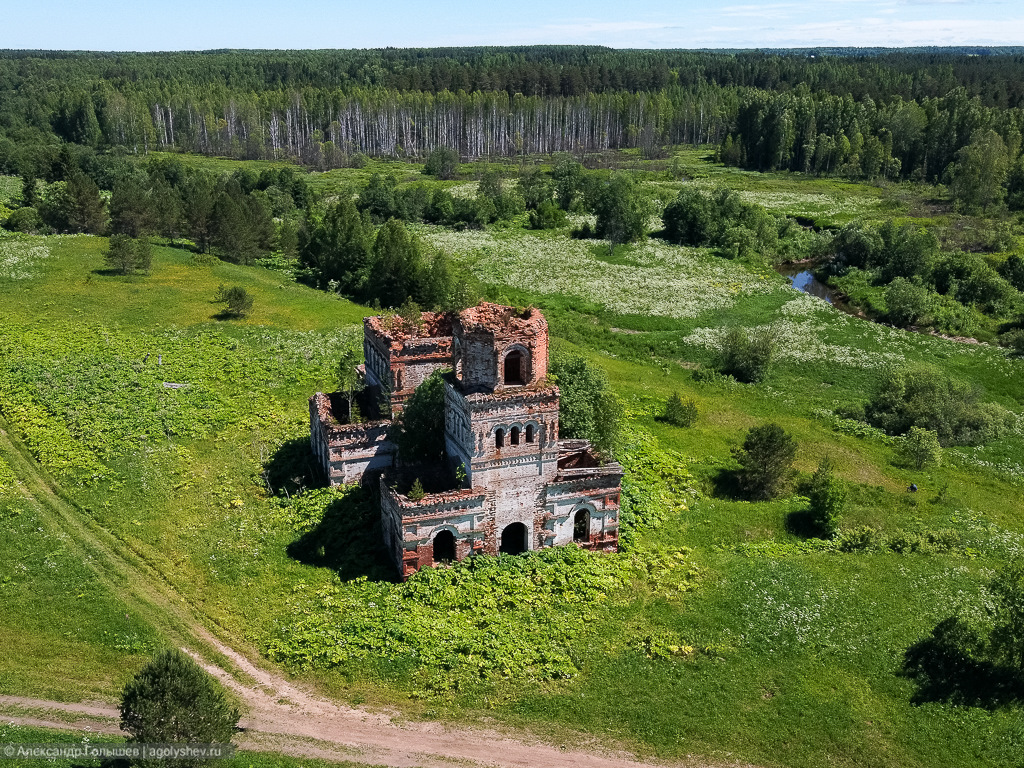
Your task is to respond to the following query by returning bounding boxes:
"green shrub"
[807,456,846,537]
[836,525,887,552]
[105,234,152,276]
[884,277,932,327]
[388,371,448,464]
[528,200,567,230]
[900,426,943,469]
[991,560,1024,668]
[662,391,698,427]
[550,355,622,454]
[213,284,254,318]
[866,366,1013,446]
[1001,328,1024,356]
[718,326,777,383]
[3,206,43,233]
[407,478,426,501]
[423,147,460,180]
[733,423,797,500]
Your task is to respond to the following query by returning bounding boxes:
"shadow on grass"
[90,268,141,277]
[902,616,1024,709]
[709,467,742,499]
[286,485,398,583]
[264,436,324,497]
[784,508,831,539]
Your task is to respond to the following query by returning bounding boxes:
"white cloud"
[746,15,1024,46]
[720,3,801,18]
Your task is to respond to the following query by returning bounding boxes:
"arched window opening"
[503,350,524,385]
[499,522,529,555]
[495,428,505,449]
[510,426,520,446]
[525,424,536,443]
[452,339,463,381]
[433,530,456,563]
[573,509,591,543]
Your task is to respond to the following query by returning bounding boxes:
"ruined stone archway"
[502,346,530,386]
[433,530,456,563]
[499,522,529,555]
[573,509,591,543]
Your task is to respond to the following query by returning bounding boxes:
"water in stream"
[777,264,839,304]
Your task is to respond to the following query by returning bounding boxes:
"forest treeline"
[4,48,1024,182]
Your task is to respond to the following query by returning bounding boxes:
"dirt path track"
[1,689,744,768]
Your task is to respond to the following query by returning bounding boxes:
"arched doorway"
[499,522,529,555]
[433,530,456,563]
[503,350,524,385]
[573,509,590,543]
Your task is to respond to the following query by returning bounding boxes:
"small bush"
[214,284,254,318]
[571,220,596,239]
[3,206,43,233]
[423,147,459,180]
[407,477,426,501]
[836,525,886,552]
[900,426,943,470]
[1000,328,1024,356]
[550,355,622,455]
[662,391,698,427]
[718,326,777,383]
[388,371,448,464]
[885,277,932,327]
[528,200,568,230]
[105,234,152,276]
[867,366,1013,446]
[806,456,846,537]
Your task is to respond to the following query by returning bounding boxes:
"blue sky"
[4,0,1023,50]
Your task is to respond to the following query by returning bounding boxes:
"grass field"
[1,148,1023,768]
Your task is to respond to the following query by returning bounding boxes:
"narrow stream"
[776,264,841,305]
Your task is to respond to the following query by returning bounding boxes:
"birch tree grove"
[129,88,734,164]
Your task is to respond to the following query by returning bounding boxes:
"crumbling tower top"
[451,303,549,394]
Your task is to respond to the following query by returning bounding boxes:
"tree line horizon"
[3,46,1024,184]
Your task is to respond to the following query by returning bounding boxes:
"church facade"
[310,303,622,580]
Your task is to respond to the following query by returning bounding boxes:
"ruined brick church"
[309,302,623,580]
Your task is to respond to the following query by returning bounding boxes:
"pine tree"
[733,424,797,500]
[120,649,239,768]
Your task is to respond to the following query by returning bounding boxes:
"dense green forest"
[4,47,1024,180]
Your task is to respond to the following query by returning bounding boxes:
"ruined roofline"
[455,302,546,336]
[364,310,453,350]
[380,476,488,509]
[442,371,558,402]
[310,392,391,433]
[555,439,623,477]
[555,462,625,481]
